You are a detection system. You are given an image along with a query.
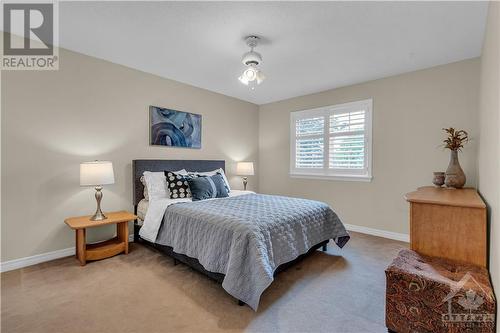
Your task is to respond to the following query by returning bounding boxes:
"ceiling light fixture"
[238,36,265,89]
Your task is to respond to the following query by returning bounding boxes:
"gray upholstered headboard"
[132,159,225,206]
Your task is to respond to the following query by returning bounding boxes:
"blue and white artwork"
[150,106,202,149]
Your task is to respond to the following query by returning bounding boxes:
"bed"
[132,159,350,310]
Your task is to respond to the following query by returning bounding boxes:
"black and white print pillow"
[164,171,192,199]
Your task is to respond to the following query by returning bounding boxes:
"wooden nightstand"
[64,211,137,266]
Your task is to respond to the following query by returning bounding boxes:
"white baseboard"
[344,223,409,242]
[1,247,75,273]
[1,234,135,273]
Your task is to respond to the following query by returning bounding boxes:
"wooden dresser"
[405,186,487,267]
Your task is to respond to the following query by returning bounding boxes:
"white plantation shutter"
[296,116,324,136]
[290,99,372,181]
[295,116,325,168]
[329,110,366,169]
[296,138,324,168]
[329,134,365,169]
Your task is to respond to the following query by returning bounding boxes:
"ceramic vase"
[432,172,445,187]
[444,150,466,189]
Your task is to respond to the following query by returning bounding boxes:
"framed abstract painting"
[149,106,202,149]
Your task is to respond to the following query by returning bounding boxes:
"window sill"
[289,173,373,182]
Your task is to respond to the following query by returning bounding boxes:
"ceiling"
[59,1,488,105]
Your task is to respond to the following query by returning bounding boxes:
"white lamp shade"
[80,161,115,186]
[236,162,254,176]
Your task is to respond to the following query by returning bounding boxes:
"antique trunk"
[385,249,495,333]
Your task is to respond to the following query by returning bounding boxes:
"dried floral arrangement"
[442,127,469,151]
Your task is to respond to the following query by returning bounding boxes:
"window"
[290,99,372,181]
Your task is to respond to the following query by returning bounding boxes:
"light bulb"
[238,65,265,87]
[243,67,257,81]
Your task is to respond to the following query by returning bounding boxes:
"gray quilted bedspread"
[155,193,350,310]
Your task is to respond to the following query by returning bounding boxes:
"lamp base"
[90,186,107,221]
[242,177,248,191]
[90,210,107,221]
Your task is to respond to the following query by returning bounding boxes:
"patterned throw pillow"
[164,171,192,199]
[187,174,229,201]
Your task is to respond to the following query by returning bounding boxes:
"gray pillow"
[187,174,229,201]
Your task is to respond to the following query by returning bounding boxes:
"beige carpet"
[1,232,407,333]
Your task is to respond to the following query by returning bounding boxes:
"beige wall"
[1,48,259,262]
[478,3,500,331]
[259,59,480,235]
[0,32,490,275]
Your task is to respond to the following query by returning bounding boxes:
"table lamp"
[80,161,115,221]
[236,162,254,191]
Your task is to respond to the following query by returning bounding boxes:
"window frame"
[289,99,373,182]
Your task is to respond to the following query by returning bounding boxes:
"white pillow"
[140,176,149,200]
[142,169,187,200]
[191,168,231,192]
